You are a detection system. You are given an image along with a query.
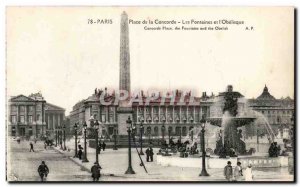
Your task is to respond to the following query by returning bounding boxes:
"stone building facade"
[8,92,65,138]
[248,85,294,131]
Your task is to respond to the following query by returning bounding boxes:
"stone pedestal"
[117,107,133,135]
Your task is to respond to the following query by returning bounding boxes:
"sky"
[6,7,294,114]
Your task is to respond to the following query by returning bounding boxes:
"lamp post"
[147,127,151,144]
[191,127,194,143]
[168,127,171,144]
[139,116,144,155]
[113,125,118,150]
[162,119,166,143]
[57,126,60,147]
[55,128,58,147]
[125,116,135,174]
[190,119,194,143]
[59,126,63,149]
[82,122,89,162]
[62,124,66,151]
[257,129,259,153]
[91,118,100,164]
[199,115,209,176]
[73,123,78,158]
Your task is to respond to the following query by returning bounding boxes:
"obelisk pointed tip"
[122,11,128,16]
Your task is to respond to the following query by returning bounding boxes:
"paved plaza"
[7,138,293,182]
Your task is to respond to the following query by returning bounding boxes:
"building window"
[20,115,25,123]
[147,126,151,135]
[101,115,106,122]
[175,126,181,136]
[93,114,97,120]
[37,114,40,121]
[11,115,16,123]
[11,127,16,136]
[11,106,17,112]
[29,106,33,112]
[28,115,33,123]
[154,126,159,136]
[182,126,187,136]
[20,106,25,112]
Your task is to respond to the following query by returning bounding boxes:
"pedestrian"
[34,137,37,144]
[44,141,47,150]
[91,162,102,181]
[234,161,243,181]
[37,161,49,182]
[224,161,233,181]
[244,164,253,181]
[17,137,21,144]
[78,148,83,160]
[145,147,154,162]
[29,142,34,152]
[98,142,102,154]
[102,142,106,151]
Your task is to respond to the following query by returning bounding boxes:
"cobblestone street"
[6,138,294,182]
[7,139,91,181]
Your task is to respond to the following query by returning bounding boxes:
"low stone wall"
[156,155,288,169]
[238,156,288,168]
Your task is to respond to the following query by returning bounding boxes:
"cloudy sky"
[7,7,294,113]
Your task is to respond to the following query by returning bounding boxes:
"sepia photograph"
[5,6,295,182]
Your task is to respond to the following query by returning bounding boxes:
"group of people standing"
[224,161,253,181]
[268,142,281,157]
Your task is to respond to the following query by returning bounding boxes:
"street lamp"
[73,123,78,158]
[162,117,166,141]
[62,124,66,151]
[168,127,171,144]
[190,118,194,143]
[59,126,63,149]
[82,122,89,162]
[139,116,144,155]
[125,116,136,174]
[91,118,100,164]
[199,115,209,176]
[147,127,151,144]
[177,118,181,143]
[55,128,58,147]
[113,125,118,150]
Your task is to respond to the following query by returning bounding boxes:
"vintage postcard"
[6,7,295,182]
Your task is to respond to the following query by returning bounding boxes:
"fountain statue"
[208,85,256,157]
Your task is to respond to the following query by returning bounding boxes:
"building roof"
[45,103,65,111]
[248,85,294,108]
[256,85,276,100]
[10,94,44,102]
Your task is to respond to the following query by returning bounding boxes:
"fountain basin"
[156,155,288,169]
[208,117,256,127]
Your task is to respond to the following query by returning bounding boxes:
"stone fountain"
[208,85,256,156]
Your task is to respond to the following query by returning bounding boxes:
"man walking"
[145,146,154,162]
[102,142,106,151]
[37,161,49,182]
[224,161,233,181]
[78,148,83,160]
[91,162,102,181]
[29,142,34,152]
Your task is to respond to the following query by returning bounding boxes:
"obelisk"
[117,11,133,135]
[119,11,131,96]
